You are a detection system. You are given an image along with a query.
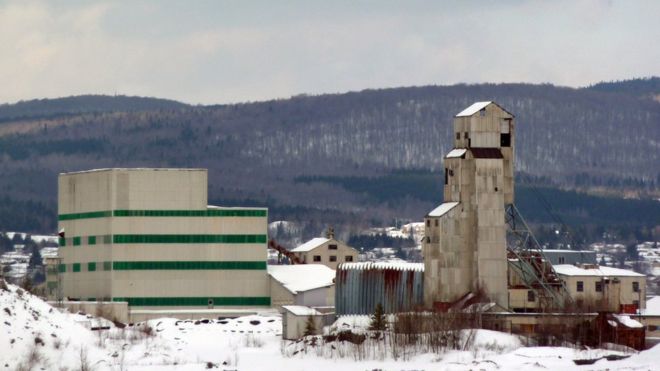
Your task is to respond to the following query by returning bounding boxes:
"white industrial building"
[267,264,336,310]
[57,168,271,319]
[553,264,646,312]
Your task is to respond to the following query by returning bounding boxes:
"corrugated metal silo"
[335,262,424,315]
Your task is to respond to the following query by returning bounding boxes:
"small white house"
[291,237,358,269]
[267,264,336,310]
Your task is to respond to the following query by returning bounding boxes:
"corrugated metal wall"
[335,262,424,315]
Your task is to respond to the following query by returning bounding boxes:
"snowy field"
[2,282,659,370]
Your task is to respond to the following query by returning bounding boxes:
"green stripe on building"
[58,210,112,220]
[112,234,267,244]
[112,296,271,306]
[111,261,266,270]
[58,209,267,220]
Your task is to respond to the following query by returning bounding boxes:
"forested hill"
[0,79,658,235]
[586,77,660,99]
[0,95,188,122]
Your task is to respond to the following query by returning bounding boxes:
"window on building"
[595,281,603,292]
[329,256,337,262]
[577,281,584,292]
[328,244,338,250]
[501,133,511,147]
[456,132,460,140]
[444,168,449,185]
[345,256,353,262]
[633,282,639,292]
[558,256,565,264]
[435,219,439,227]
[480,108,486,116]
[527,290,535,302]
[464,132,469,139]
[313,255,321,262]
[426,219,430,227]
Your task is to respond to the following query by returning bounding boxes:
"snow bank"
[0,283,109,370]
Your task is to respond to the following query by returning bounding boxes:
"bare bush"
[78,346,91,371]
[243,334,264,348]
[16,342,42,371]
[138,323,154,337]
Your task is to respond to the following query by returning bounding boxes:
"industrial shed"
[335,262,424,315]
[281,305,325,340]
[267,264,335,310]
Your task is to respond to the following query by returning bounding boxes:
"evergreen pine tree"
[369,303,386,332]
[303,315,317,336]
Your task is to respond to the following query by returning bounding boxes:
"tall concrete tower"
[423,102,514,309]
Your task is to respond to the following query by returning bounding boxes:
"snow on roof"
[613,314,643,328]
[338,261,424,272]
[455,101,492,117]
[291,237,329,252]
[642,296,660,316]
[427,202,460,217]
[282,305,321,316]
[553,264,645,277]
[40,247,59,258]
[267,264,335,294]
[446,148,467,158]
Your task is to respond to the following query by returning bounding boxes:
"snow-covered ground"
[2,282,659,370]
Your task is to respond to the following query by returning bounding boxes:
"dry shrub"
[16,342,42,371]
[138,323,154,337]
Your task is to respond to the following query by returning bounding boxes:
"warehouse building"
[542,249,597,266]
[335,262,424,315]
[553,264,646,313]
[57,168,270,318]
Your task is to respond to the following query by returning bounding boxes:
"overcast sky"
[1,0,658,104]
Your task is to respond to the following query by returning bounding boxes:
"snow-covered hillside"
[2,282,660,370]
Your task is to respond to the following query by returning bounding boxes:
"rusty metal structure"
[335,262,424,315]
[268,239,304,265]
[506,204,572,310]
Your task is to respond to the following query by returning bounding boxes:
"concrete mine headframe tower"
[423,102,571,311]
[423,102,513,309]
